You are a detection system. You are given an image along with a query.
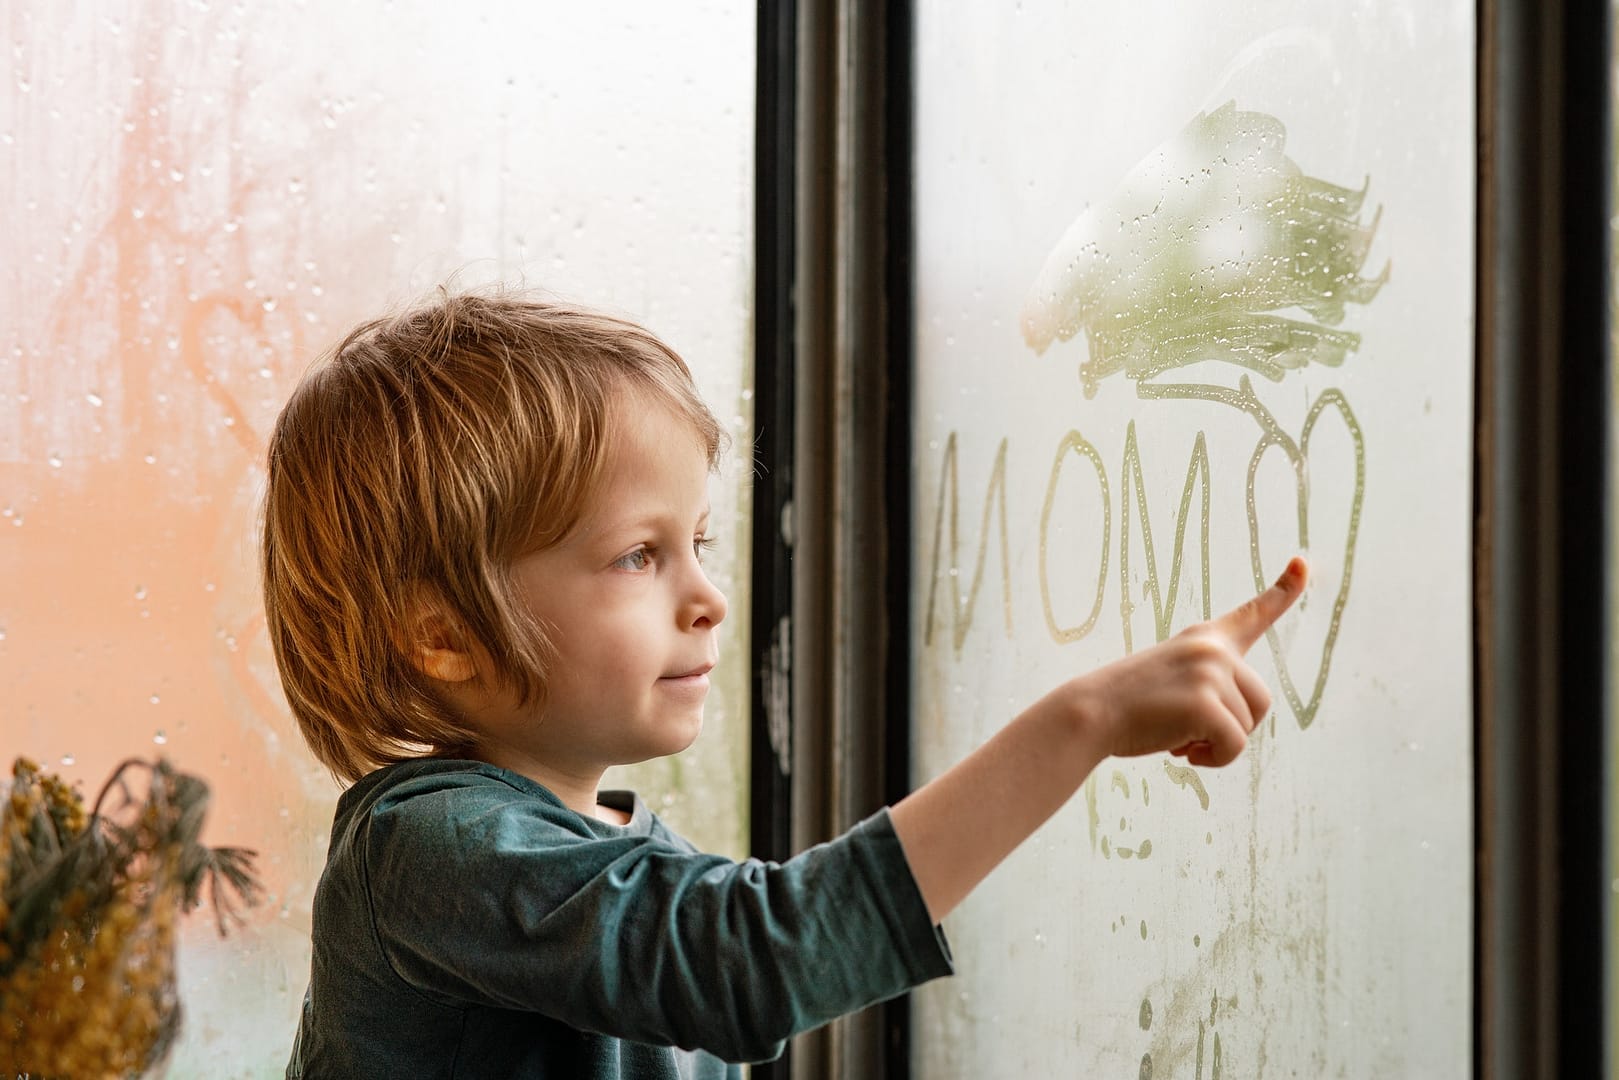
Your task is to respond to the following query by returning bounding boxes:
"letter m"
[923,433,1012,653]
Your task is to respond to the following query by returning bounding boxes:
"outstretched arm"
[890,556,1308,924]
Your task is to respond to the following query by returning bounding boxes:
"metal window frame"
[751,2,915,1078]
[1476,1,1611,1078]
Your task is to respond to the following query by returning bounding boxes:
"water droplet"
[1194,934,1201,947]
[152,728,166,742]
[1139,920,1148,940]
[1139,998,1153,1030]
[143,453,157,465]
[134,585,147,600]
[60,754,75,766]
[149,694,162,706]
[47,453,62,468]
[262,298,277,312]
[85,392,103,407]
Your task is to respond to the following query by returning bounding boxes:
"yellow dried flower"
[0,756,261,1077]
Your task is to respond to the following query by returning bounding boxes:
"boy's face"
[480,393,727,777]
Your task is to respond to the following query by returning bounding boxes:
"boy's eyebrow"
[591,504,712,541]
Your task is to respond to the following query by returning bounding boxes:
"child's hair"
[262,287,726,784]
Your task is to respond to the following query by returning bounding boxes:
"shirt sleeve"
[362,776,954,1064]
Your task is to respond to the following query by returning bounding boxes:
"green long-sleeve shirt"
[286,759,953,1078]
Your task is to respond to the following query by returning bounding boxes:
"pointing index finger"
[1216,556,1309,654]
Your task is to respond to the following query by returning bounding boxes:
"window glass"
[0,4,754,1073]
[910,4,1473,1074]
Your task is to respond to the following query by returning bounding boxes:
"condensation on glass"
[0,3,754,1074]
[910,4,1473,1076]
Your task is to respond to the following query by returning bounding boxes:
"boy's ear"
[402,596,478,684]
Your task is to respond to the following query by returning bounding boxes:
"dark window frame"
[750,3,915,1078]
[1476,0,1610,1077]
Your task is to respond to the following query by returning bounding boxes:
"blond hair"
[262,288,726,784]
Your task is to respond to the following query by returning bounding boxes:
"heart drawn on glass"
[1245,388,1365,729]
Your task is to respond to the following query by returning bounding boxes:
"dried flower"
[0,756,263,1077]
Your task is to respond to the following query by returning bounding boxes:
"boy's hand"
[1073,555,1308,768]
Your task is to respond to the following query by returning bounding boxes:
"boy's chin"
[626,712,704,764]
[665,713,705,755]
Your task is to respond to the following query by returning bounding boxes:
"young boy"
[263,288,1305,1079]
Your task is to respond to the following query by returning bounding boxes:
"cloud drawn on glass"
[1020,100,1387,398]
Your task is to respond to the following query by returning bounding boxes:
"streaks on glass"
[1137,974,1235,1080]
[1119,421,1211,654]
[1244,387,1364,728]
[1197,991,1225,1080]
[927,402,1363,733]
[1039,428,1109,643]
[1021,101,1387,399]
[1085,765,1163,860]
[1163,760,1211,811]
[923,433,1013,653]
[925,114,1377,735]
[1131,376,1366,728]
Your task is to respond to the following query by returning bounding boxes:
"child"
[263,288,1306,1079]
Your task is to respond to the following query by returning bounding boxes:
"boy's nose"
[684,566,728,629]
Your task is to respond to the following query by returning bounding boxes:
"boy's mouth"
[662,663,715,680]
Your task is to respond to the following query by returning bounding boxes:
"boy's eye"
[694,536,717,563]
[614,548,651,571]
